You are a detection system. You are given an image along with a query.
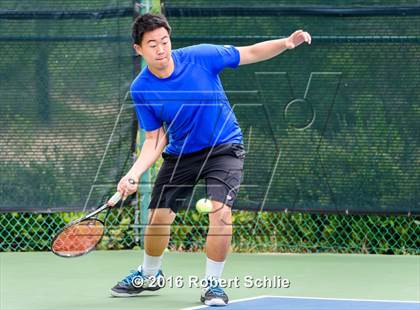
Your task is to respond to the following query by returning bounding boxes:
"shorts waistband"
[162,143,244,160]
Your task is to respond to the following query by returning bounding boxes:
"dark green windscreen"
[0,1,136,212]
[164,0,419,214]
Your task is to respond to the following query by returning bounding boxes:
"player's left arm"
[236,30,311,66]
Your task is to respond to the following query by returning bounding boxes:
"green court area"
[1,250,419,310]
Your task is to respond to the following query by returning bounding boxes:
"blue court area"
[188,296,420,310]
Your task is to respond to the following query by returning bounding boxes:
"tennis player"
[110,13,311,306]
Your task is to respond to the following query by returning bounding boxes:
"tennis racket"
[51,191,122,258]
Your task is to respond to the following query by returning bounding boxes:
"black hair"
[132,13,171,45]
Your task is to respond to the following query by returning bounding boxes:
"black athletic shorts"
[149,143,246,212]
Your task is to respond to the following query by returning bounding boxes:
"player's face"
[134,27,172,70]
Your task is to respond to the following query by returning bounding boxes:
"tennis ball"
[195,198,213,213]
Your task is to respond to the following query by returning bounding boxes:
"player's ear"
[133,44,143,56]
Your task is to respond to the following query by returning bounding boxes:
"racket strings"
[52,219,104,256]
[51,196,125,257]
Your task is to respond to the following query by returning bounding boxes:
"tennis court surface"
[184,297,419,310]
[1,250,419,310]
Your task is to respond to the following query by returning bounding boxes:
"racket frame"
[51,192,121,258]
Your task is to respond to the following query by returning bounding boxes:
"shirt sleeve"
[187,44,240,75]
[130,84,162,131]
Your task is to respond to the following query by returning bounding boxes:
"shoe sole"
[201,296,227,306]
[110,286,162,298]
[110,290,145,297]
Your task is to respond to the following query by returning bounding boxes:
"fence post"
[135,0,152,248]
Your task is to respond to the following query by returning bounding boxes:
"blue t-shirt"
[130,44,243,155]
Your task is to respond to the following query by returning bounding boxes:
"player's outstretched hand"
[286,30,312,49]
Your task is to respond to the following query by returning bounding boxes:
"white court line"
[180,295,269,310]
[180,295,420,310]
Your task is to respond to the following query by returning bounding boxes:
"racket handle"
[108,192,122,206]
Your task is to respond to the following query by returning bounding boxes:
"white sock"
[205,257,225,281]
[139,253,163,277]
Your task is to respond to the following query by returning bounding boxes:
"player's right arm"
[115,126,167,201]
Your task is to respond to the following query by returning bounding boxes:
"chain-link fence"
[173,211,419,254]
[1,209,418,254]
[0,0,139,251]
[161,0,419,255]
[0,206,137,252]
[1,0,419,255]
